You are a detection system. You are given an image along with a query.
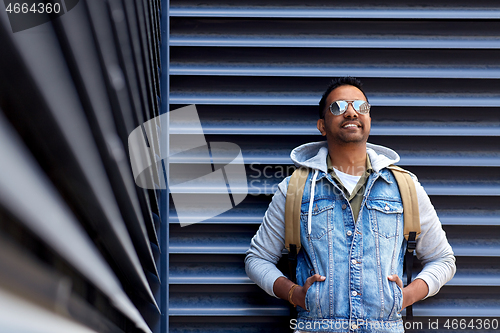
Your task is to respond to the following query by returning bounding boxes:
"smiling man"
[245,77,456,332]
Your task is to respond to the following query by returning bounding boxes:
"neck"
[328,142,367,176]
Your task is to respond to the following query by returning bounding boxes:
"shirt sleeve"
[412,177,457,298]
[244,178,289,297]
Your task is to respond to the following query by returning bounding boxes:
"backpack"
[284,165,421,320]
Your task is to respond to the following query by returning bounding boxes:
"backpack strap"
[389,165,421,241]
[285,167,309,283]
[389,165,421,320]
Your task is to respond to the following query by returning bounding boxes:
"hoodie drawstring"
[307,169,319,235]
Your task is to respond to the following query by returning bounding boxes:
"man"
[245,77,456,332]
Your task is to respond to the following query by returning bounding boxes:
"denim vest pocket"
[305,281,321,317]
[366,199,403,239]
[394,283,404,316]
[300,198,334,240]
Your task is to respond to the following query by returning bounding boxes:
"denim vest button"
[342,204,347,209]
[351,324,358,330]
[385,204,390,211]
[351,291,357,296]
[351,259,357,265]
[346,230,352,236]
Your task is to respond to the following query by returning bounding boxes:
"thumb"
[304,274,326,288]
[387,274,403,289]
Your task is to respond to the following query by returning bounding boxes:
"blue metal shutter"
[166,0,500,332]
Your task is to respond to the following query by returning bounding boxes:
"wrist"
[288,284,300,307]
[292,285,306,309]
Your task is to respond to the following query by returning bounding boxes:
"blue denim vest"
[294,167,406,333]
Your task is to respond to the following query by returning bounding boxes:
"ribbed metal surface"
[0,0,164,331]
[167,1,500,332]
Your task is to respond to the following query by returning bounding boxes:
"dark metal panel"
[1,0,164,330]
[0,232,125,333]
[0,18,158,311]
[50,0,159,279]
[0,111,151,332]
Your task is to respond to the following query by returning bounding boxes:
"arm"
[245,179,289,297]
[245,178,325,305]
[413,178,456,298]
[389,177,456,309]
[274,275,325,309]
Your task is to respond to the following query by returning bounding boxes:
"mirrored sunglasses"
[329,100,371,116]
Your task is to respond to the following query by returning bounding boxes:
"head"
[317,77,371,146]
[318,77,369,119]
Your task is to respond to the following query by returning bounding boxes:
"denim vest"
[294,167,406,333]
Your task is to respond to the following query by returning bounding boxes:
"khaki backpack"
[284,165,421,319]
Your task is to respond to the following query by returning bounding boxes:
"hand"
[387,275,429,311]
[292,274,326,310]
[387,274,404,311]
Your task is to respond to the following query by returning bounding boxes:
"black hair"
[318,77,368,119]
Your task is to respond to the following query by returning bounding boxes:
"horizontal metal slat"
[169,134,500,165]
[170,7,500,19]
[169,265,500,286]
[171,46,500,80]
[169,319,292,333]
[170,123,500,137]
[170,76,500,98]
[170,36,500,49]
[170,64,500,79]
[169,285,287,316]
[168,210,500,226]
[168,179,500,196]
[169,154,500,167]
[169,242,500,257]
[170,225,500,258]
[169,94,500,107]
[168,290,500,317]
[171,17,500,49]
[167,104,500,137]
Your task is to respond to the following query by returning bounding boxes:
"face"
[317,85,371,145]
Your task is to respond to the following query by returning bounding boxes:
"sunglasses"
[329,100,371,116]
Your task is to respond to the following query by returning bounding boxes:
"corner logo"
[4,0,80,33]
[128,105,248,227]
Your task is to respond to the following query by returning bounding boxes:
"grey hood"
[290,141,400,174]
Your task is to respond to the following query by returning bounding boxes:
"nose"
[344,102,358,118]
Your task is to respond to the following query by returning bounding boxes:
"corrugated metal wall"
[166,0,500,332]
[0,0,165,332]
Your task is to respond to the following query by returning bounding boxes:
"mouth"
[342,122,362,129]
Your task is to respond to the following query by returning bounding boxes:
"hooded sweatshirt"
[245,141,455,326]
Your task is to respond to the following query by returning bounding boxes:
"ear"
[317,119,326,136]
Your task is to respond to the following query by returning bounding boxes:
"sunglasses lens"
[330,101,347,115]
[353,100,370,114]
